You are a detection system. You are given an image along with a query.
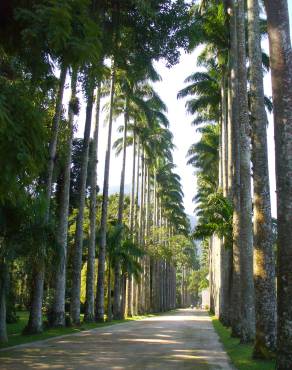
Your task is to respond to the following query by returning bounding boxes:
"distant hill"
[107,184,131,195]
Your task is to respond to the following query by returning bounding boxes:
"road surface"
[0,309,234,369]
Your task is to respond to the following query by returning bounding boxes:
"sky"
[74,4,292,219]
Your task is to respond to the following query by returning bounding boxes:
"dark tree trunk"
[229,0,241,338]
[263,1,292,368]
[84,82,101,323]
[113,102,128,320]
[51,69,78,327]
[237,0,255,343]
[0,259,8,342]
[26,64,67,334]
[247,0,276,357]
[96,61,115,321]
[71,70,95,325]
[107,260,112,322]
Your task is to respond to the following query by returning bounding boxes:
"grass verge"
[211,316,275,370]
[0,311,156,351]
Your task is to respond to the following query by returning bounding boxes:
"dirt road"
[0,309,234,369]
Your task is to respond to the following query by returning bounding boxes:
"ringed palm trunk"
[145,168,151,312]
[96,60,116,321]
[26,63,67,334]
[84,82,101,322]
[132,139,140,316]
[70,70,95,325]
[263,1,292,368]
[0,259,8,342]
[220,74,232,326]
[127,130,136,317]
[51,68,78,327]
[237,0,255,343]
[228,0,242,338]
[113,100,129,320]
[107,259,112,321]
[247,0,276,357]
[138,151,145,314]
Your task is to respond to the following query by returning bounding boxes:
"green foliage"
[194,192,233,248]
[103,220,144,279]
[0,65,48,206]
[188,269,209,299]
[16,0,101,66]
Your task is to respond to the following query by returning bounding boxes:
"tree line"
[0,0,198,344]
[180,1,292,369]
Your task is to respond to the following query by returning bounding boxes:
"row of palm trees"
[181,0,292,368]
[0,0,194,343]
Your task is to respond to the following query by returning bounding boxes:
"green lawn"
[211,316,275,370]
[0,311,155,350]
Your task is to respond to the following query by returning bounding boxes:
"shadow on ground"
[0,309,233,370]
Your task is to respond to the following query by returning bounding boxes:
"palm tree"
[96,60,116,322]
[247,0,276,357]
[84,81,101,322]
[51,68,78,327]
[26,63,68,334]
[236,0,255,343]
[70,67,96,325]
[263,1,292,367]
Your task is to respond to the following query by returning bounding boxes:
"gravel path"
[0,309,234,370]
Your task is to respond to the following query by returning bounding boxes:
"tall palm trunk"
[237,0,255,343]
[127,131,136,317]
[107,259,112,321]
[145,169,151,312]
[138,151,145,314]
[26,63,67,334]
[0,259,8,342]
[84,82,101,322]
[247,0,276,357]
[220,73,232,326]
[130,131,137,235]
[228,0,241,338]
[113,99,129,320]
[51,69,77,327]
[96,61,116,321]
[263,1,292,368]
[132,139,140,316]
[70,70,95,325]
[221,76,228,196]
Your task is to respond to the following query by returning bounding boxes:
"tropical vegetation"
[0,1,292,369]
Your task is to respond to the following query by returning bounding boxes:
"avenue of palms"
[0,1,292,370]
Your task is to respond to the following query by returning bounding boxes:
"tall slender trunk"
[144,168,151,312]
[107,260,112,321]
[135,139,140,243]
[130,130,137,236]
[84,82,101,322]
[247,0,276,357]
[0,259,8,342]
[221,76,228,196]
[26,63,67,334]
[237,0,255,343]
[228,0,241,338]
[127,130,136,317]
[263,1,292,368]
[138,151,145,314]
[113,99,128,320]
[132,139,140,316]
[96,60,116,321]
[70,70,95,325]
[51,69,78,327]
[220,74,231,326]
